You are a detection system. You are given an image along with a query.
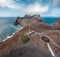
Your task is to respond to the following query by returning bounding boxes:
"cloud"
[41,9,60,17]
[0,0,49,14]
[0,0,21,9]
[53,0,60,5]
[0,0,60,17]
[50,9,60,17]
[26,3,48,14]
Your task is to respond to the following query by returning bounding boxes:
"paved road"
[27,31,60,57]
[35,31,60,48]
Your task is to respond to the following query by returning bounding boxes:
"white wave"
[2,26,23,42]
[2,33,14,42]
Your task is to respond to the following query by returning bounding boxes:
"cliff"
[54,18,60,30]
[0,15,60,57]
[14,14,42,26]
[54,18,60,26]
[0,26,60,57]
[14,14,54,30]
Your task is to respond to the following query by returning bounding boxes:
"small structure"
[41,36,56,57]
[41,36,50,43]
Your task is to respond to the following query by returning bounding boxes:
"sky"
[0,0,60,17]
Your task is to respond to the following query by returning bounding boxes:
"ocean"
[0,17,21,42]
[0,17,59,42]
[42,17,59,25]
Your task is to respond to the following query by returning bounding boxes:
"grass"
[21,35,30,43]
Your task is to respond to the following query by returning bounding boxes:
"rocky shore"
[0,14,60,57]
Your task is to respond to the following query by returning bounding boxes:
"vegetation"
[21,35,30,43]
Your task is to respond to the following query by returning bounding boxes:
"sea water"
[0,17,22,42]
[0,17,59,42]
[42,17,59,25]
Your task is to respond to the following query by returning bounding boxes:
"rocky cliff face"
[54,18,60,26]
[14,14,54,30]
[54,18,60,30]
[14,14,42,26]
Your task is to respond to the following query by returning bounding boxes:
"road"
[27,31,60,57]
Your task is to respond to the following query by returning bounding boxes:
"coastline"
[2,26,23,42]
[0,15,60,57]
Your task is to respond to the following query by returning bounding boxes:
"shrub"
[21,35,30,43]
